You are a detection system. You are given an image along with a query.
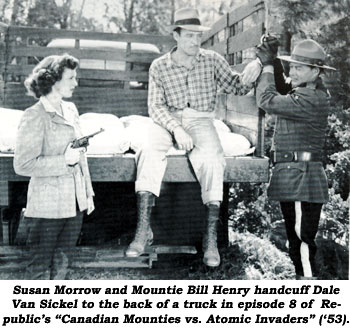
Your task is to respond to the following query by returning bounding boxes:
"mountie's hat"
[278,39,336,70]
[169,7,210,32]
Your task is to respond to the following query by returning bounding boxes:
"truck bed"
[0,153,269,184]
[0,22,269,248]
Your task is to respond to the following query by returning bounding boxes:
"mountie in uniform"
[254,36,336,280]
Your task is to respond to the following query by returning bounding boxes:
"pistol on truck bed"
[72,128,105,148]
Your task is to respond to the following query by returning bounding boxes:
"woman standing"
[14,54,95,280]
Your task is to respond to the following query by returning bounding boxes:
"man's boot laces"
[126,192,154,257]
[133,211,153,246]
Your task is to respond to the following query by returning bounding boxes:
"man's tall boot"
[203,204,220,267]
[125,191,154,257]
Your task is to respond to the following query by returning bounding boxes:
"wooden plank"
[203,41,227,56]
[219,92,263,147]
[0,154,269,183]
[1,210,9,245]
[0,245,28,255]
[0,26,8,91]
[0,247,156,270]
[0,182,9,206]
[4,83,149,98]
[226,93,259,116]
[79,68,149,81]
[88,154,136,181]
[72,259,152,269]
[0,79,4,105]
[256,108,265,158]
[0,22,9,30]
[228,0,264,26]
[0,260,160,270]
[6,65,150,82]
[0,261,28,271]
[227,23,264,54]
[202,14,228,42]
[3,84,150,116]
[9,46,161,64]
[74,89,149,115]
[3,84,37,110]
[74,92,148,117]
[8,26,174,46]
[5,65,32,77]
[153,245,197,254]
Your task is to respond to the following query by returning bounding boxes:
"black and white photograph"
[0,0,349,329]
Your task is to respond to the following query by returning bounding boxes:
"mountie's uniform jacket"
[256,64,331,279]
[256,72,329,203]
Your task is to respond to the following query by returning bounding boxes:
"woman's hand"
[87,196,95,215]
[64,143,85,166]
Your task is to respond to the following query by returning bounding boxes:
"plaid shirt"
[148,48,251,133]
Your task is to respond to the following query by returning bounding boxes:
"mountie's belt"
[271,151,323,164]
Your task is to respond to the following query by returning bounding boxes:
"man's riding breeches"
[135,112,225,204]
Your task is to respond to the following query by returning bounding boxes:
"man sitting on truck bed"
[125,7,261,267]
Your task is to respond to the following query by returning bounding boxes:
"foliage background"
[227,0,349,280]
[0,0,348,279]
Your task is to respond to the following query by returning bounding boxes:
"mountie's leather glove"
[256,34,280,66]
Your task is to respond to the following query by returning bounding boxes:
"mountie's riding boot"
[125,192,155,257]
[202,204,220,267]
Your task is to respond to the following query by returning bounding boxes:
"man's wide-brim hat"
[278,39,336,70]
[169,7,210,32]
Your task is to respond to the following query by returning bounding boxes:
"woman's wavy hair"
[24,53,79,99]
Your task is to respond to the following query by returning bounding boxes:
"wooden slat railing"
[4,25,175,84]
[202,0,265,66]
[0,24,174,114]
[9,45,160,63]
[201,0,267,157]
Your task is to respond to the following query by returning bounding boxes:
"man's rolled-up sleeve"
[214,53,253,95]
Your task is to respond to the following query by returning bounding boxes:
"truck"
[0,0,269,268]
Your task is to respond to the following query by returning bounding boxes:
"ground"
[0,232,297,280]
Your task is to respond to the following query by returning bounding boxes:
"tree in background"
[119,0,170,34]
[0,0,102,31]
[0,0,347,279]
[268,0,350,104]
[6,0,28,26]
[27,0,64,28]
[226,0,349,279]
[0,0,232,34]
